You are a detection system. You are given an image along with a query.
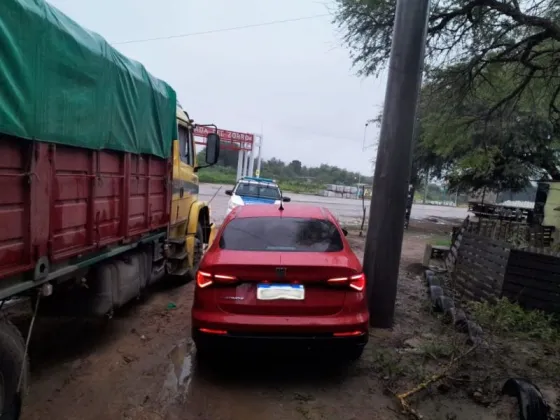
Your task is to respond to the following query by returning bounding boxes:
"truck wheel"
[187,223,205,282]
[0,320,27,420]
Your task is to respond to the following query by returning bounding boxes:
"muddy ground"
[14,219,560,419]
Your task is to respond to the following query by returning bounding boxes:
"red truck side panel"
[0,135,171,281]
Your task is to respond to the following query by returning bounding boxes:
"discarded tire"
[424,270,435,286]
[466,321,483,345]
[502,378,549,420]
[435,296,455,313]
[429,286,444,308]
[427,275,442,288]
[443,307,468,332]
[423,269,484,348]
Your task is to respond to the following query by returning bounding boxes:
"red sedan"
[191,204,369,360]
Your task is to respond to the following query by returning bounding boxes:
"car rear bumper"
[192,328,368,353]
[192,308,369,335]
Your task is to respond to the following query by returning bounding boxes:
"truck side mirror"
[205,133,220,165]
[225,190,233,196]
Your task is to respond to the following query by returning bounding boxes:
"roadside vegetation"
[335,0,560,199]
[196,149,371,193]
[468,298,559,342]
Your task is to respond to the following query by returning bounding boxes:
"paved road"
[199,183,468,225]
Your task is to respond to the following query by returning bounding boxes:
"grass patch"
[468,298,559,341]
[197,167,236,184]
[277,181,322,194]
[429,235,451,247]
[419,339,456,360]
[370,349,407,380]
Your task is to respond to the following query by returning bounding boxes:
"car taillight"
[196,271,213,288]
[196,271,238,288]
[327,273,366,291]
[349,273,366,291]
[199,327,228,335]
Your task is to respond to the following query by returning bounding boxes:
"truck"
[0,0,220,416]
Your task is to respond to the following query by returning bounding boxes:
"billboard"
[193,126,254,151]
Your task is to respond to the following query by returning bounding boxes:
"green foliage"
[468,298,559,341]
[334,0,560,118]
[380,62,560,193]
[197,166,237,184]
[335,0,560,193]
[416,63,560,192]
[429,236,451,247]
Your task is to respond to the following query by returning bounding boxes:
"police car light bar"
[241,176,276,184]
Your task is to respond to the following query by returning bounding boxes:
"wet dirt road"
[21,268,394,420]
[21,220,489,420]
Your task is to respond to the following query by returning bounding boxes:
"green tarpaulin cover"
[0,0,177,158]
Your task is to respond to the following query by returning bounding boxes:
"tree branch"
[483,0,560,40]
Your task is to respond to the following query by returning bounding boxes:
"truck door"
[171,123,198,225]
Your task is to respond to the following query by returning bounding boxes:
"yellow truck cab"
[167,106,220,280]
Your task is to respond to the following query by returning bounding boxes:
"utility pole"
[236,149,243,181]
[255,134,263,177]
[363,0,431,328]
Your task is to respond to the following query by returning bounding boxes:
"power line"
[113,14,331,45]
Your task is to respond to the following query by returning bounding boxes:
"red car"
[191,204,369,360]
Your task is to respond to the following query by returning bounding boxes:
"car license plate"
[257,284,305,300]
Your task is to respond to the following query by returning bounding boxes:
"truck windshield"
[235,182,281,200]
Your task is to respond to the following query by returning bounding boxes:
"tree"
[196,147,239,169]
[334,0,560,124]
[411,63,560,193]
[288,160,303,175]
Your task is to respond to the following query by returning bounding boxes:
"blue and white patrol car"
[225,177,290,215]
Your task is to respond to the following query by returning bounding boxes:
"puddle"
[160,340,195,407]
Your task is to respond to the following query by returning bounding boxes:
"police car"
[225,177,291,215]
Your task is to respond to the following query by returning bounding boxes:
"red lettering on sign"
[193,126,254,144]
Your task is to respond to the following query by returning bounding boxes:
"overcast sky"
[49,0,387,176]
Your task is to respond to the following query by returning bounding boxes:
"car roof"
[232,204,336,221]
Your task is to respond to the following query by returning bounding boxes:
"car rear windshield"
[219,217,344,252]
[235,182,281,200]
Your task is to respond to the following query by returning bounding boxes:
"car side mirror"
[205,133,220,165]
[282,197,291,202]
[225,190,233,196]
[342,228,348,236]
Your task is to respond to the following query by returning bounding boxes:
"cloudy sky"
[49,0,387,175]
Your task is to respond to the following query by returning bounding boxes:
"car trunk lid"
[211,251,356,316]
